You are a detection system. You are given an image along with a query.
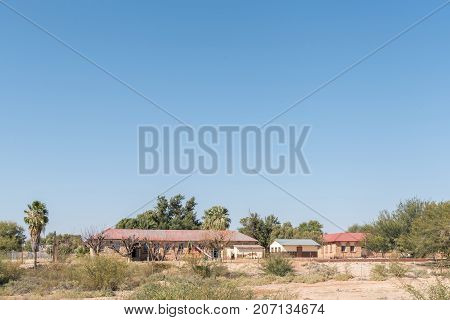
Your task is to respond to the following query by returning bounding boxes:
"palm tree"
[24,201,49,268]
[202,206,231,230]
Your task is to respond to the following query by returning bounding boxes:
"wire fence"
[5,251,52,261]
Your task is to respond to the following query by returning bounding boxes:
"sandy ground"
[252,278,429,300]
[225,260,444,300]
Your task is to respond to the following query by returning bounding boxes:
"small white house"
[269,239,320,257]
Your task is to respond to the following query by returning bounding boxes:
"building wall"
[224,247,264,259]
[102,240,259,261]
[318,242,364,259]
[269,242,319,253]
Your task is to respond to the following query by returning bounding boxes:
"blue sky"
[1,1,449,235]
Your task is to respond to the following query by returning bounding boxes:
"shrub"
[405,279,450,300]
[370,264,389,281]
[305,263,338,278]
[74,246,89,257]
[0,260,22,285]
[133,276,253,300]
[410,268,429,278]
[334,273,353,281]
[388,262,408,278]
[76,256,127,291]
[260,255,293,277]
[184,255,228,278]
[296,273,328,284]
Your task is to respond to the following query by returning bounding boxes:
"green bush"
[370,264,389,281]
[133,276,253,300]
[74,246,89,257]
[0,260,22,285]
[76,256,127,291]
[405,279,450,300]
[388,262,408,278]
[260,255,293,277]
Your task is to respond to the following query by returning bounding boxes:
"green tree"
[239,212,264,243]
[347,223,373,233]
[271,222,296,241]
[202,206,231,230]
[408,201,450,258]
[115,195,200,230]
[296,220,323,243]
[239,213,280,249]
[0,221,25,252]
[366,198,429,256]
[43,232,84,261]
[24,201,49,268]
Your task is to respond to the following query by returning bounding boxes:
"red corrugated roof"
[101,228,258,243]
[323,232,366,243]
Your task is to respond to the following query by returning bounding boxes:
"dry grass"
[1,257,447,300]
[132,274,253,300]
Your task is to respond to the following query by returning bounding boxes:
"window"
[350,246,355,252]
[341,245,346,252]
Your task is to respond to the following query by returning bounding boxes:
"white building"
[225,244,265,259]
[269,239,320,257]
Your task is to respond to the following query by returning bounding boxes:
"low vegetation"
[184,255,228,278]
[388,262,408,278]
[0,260,22,285]
[405,279,450,300]
[76,256,128,291]
[133,275,253,300]
[370,264,389,281]
[260,255,293,277]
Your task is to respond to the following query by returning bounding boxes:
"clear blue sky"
[1,1,449,235]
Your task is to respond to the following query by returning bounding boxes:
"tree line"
[1,196,448,265]
[114,194,324,249]
[347,198,449,259]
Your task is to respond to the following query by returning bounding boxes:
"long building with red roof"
[99,228,263,261]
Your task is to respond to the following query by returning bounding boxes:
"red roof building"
[101,228,257,243]
[319,232,367,259]
[323,232,366,243]
[99,228,260,261]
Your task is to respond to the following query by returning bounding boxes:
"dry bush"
[388,262,408,278]
[75,256,127,291]
[370,264,389,281]
[183,255,229,278]
[132,275,253,300]
[0,263,79,296]
[123,262,172,289]
[0,260,22,285]
[411,268,429,279]
[260,255,293,277]
[305,263,338,278]
[405,279,450,300]
[334,273,353,281]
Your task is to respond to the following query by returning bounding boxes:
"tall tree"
[408,201,450,259]
[202,206,231,230]
[239,213,280,249]
[0,221,25,252]
[115,194,200,230]
[297,220,323,243]
[24,201,49,268]
[347,223,373,233]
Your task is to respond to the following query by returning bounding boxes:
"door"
[296,246,303,257]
